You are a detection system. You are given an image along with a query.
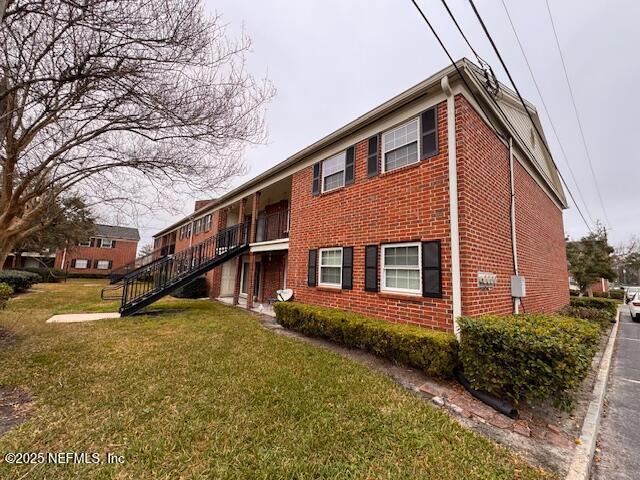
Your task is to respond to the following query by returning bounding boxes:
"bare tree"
[0,0,274,268]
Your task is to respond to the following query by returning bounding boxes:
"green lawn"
[0,281,553,479]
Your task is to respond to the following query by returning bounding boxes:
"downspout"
[508,137,520,314]
[441,75,462,339]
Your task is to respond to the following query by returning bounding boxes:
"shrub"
[593,290,624,301]
[0,282,13,309]
[569,290,580,297]
[0,270,41,292]
[172,276,209,299]
[273,302,458,378]
[19,267,65,283]
[458,314,600,406]
[560,305,614,330]
[570,296,618,316]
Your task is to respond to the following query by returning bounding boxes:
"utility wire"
[499,0,596,225]
[456,0,594,233]
[544,0,612,230]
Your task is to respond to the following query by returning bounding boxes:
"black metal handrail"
[109,245,172,283]
[119,221,250,313]
[255,209,290,243]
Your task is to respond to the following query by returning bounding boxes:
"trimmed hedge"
[0,270,40,292]
[593,289,624,301]
[172,276,209,299]
[0,282,13,309]
[570,296,618,316]
[273,302,458,378]
[18,267,65,283]
[458,314,600,406]
[560,305,614,330]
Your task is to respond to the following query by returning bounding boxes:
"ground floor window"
[74,259,88,269]
[319,248,342,287]
[381,243,421,295]
[97,260,110,270]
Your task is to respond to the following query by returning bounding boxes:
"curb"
[566,306,621,480]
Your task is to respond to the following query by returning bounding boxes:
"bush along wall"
[0,283,13,309]
[18,267,66,283]
[560,305,615,330]
[0,270,41,293]
[273,302,458,378]
[458,314,600,407]
[570,296,618,317]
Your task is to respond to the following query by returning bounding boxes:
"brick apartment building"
[55,224,140,276]
[151,59,569,332]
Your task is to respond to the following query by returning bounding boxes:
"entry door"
[240,261,261,300]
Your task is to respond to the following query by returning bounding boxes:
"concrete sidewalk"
[592,306,640,479]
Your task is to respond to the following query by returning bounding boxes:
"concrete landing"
[46,312,121,324]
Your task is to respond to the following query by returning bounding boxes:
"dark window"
[421,107,438,158]
[364,245,378,292]
[422,240,442,298]
[344,146,355,185]
[312,163,321,196]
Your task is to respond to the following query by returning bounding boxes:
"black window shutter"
[422,240,442,298]
[420,107,438,158]
[367,135,379,177]
[70,259,76,268]
[344,146,355,185]
[111,240,116,248]
[364,245,378,292]
[342,247,353,290]
[93,260,99,269]
[108,260,113,269]
[311,163,321,196]
[89,238,95,247]
[307,249,318,286]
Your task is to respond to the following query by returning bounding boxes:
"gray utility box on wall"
[511,275,526,298]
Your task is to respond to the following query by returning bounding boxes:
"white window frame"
[381,117,420,173]
[194,219,201,235]
[203,214,212,232]
[75,259,89,269]
[96,260,110,270]
[99,238,114,248]
[381,242,422,295]
[318,247,343,288]
[78,238,91,247]
[321,150,347,193]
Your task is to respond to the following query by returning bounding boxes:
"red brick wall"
[456,94,569,316]
[259,252,287,303]
[288,101,454,330]
[55,240,138,274]
[207,210,227,297]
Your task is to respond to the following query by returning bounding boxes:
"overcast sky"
[134,0,639,250]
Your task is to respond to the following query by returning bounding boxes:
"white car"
[630,292,640,321]
[625,286,640,304]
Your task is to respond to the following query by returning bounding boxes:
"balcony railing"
[255,209,290,243]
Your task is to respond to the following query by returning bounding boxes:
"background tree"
[137,243,154,258]
[0,0,273,269]
[614,236,640,286]
[566,225,616,296]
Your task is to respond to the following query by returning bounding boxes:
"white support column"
[442,75,462,339]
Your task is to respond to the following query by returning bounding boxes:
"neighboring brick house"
[55,224,140,276]
[152,59,570,332]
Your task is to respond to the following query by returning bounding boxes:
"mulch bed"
[0,387,32,437]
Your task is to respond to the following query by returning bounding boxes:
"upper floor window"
[382,118,419,172]
[319,247,342,287]
[99,238,115,248]
[381,242,421,295]
[78,238,91,247]
[186,223,192,237]
[322,151,346,192]
[194,219,202,235]
[203,214,212,232]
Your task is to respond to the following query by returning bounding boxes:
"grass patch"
[0,280,554,479]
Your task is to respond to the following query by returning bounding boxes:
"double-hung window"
[319,247,342,287]
[97,260,110,270]
[382,118,419,172]
[75,259,88,269]
[78,238,91,247]
[322,151,346,192]
[381,243,421,295]
[203,214,212,232]
[99,238,114,248]
[194,219,201,235]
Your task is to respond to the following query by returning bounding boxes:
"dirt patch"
[0,387,32,437]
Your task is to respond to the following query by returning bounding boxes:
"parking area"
[593,306,640,479]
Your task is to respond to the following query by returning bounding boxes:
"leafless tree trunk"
[0,0,274,269]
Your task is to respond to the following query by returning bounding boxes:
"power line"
[544,0,612,230]
[454,0,594,233]
[499,0,596,225]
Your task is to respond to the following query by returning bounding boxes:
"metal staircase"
[107,221,250,316]
[108,245,170,284]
